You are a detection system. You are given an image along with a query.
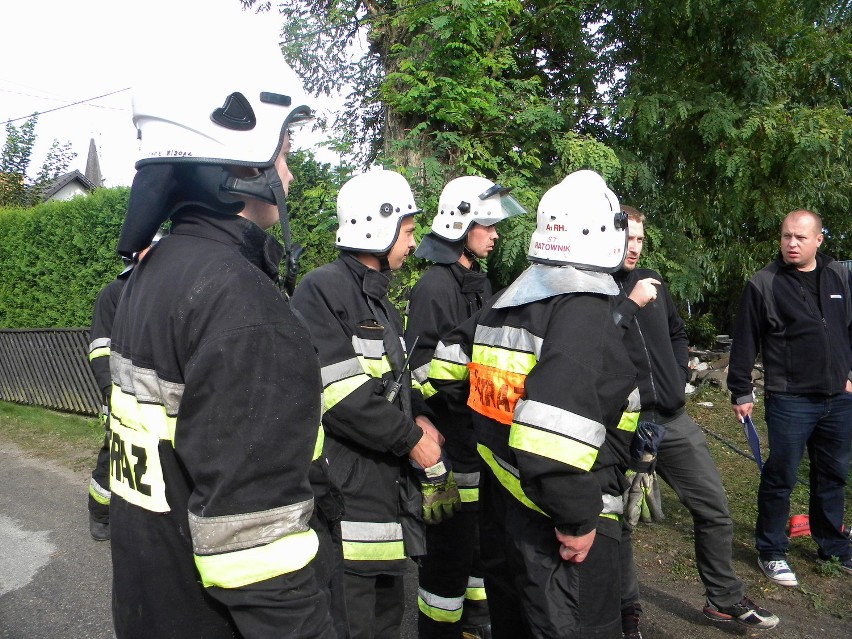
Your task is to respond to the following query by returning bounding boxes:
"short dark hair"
[621,204,645,224]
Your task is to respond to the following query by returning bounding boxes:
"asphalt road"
[0,440,418,639]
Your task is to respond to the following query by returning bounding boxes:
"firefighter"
[406,176,527,639]
[291,168,459,639]
[86,233,162,542]
[428,170,637,639]
[107,33,336,638]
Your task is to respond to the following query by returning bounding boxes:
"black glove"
[629,420,666,473]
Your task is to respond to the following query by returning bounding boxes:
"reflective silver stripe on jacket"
[351,336,385,360]
[432,341,470,366]
[340,520,404,542]
[473,324,544,360]
[189,498,315,555]
[513,399,605,449]
[89,337,111,355]
[110,352,184,417]
[321,357,366,387]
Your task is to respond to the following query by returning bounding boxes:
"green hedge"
[0,188,129,328]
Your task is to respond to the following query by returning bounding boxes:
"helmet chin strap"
[462,243,477,262]
[221,165,301,295]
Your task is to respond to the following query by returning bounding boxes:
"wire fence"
[0,328,100,416]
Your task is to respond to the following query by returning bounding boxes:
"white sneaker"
[757,557,799,587]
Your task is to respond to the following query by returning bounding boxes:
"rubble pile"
[685,335,763,396]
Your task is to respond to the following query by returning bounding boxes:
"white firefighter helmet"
[131,24,313,170]
[431,176,527,241]
[527,170,627,272]
[336,169,421,253]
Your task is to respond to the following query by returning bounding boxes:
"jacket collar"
[339,251,391,300]
[447,261,489,295]
[170,209,283,280]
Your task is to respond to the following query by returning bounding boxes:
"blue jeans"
[758,391,852,560]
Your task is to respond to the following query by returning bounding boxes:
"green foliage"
[1,115,77,208]
[683,313,718,349]
[0,188,129,328]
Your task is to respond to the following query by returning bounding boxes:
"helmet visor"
[476,183,527,223]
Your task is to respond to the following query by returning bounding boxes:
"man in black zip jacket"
[613,206,778,636]
[729,209,852,586]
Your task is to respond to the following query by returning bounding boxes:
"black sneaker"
[703,596,779,629]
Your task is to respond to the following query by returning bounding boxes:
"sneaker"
[757,557,798,586]
[816,556,852,575]
[702,596,780,629]
[621,603,642,639]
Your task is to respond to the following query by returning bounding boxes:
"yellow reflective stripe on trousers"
[418,587,465,623]
[195,529,319,589]
[466,576,487,601]
[510,399,603,471]
[340,521,406,562]
[89,477,110,505]
[477,444,546,515]
[454,471,480,504]
[617,411,639,432]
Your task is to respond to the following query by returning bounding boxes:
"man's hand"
[409,430,441,468]
[845,379,852,393]
[628,277,661,308]
[554,528,596,563]
[732,401,753,421]
[415,414,445,446]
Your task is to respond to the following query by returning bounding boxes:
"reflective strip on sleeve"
[418,587,465,623]
[88,477,111,505]
[472,325,543,368]
[88,337,110,362]
[195,529,319,589]
[321,357,373,411]
[510,399,603,471]
[428,342,470,382]
[340,520,406,562]
[189,499,314,555]
[477,444,545,515]
[465,576,487,602]
[411,362,439,399]
[602,493,623,516]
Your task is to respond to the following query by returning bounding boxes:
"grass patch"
[631,384,852,621]
[0,400,101,472]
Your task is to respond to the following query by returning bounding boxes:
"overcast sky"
[0,0,340,188]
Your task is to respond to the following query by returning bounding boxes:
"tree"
[595,0,852,328]
[0,114,77,208]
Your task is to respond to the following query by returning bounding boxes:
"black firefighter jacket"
[88,272,129,401]
[728,252,852,403]
[292,252,429,576]
[109,210,334,639]
[428,266,637,538]
[405,261,491,507]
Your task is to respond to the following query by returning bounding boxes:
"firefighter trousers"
[418,509,490,638]
[482,471,622,639]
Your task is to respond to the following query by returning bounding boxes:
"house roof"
[42,170,97,201]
